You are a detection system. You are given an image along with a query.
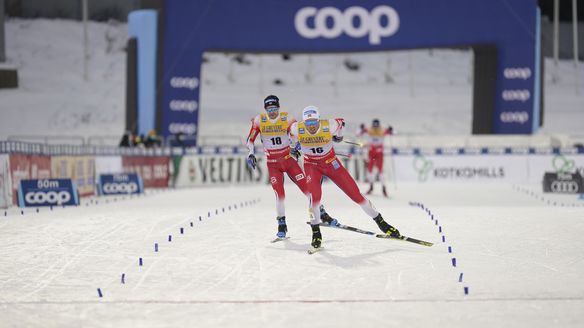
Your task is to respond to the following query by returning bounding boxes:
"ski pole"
[343,140,364,147]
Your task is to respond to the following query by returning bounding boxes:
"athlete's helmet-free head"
[372,119,380,127]
[264,95,280,112]
[302,106,320,126]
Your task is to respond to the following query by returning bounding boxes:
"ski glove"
[247,154,257,170]
[290,148,301,160]
[332,136,343,143]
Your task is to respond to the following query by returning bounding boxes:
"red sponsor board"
[9,154,52,205]
[122,156,170,188]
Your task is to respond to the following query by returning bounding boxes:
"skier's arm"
[287,119,301,160]
[289,122,299,145]
[246,116,260,155]
[331,118,345,142]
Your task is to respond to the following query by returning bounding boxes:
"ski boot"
[373,214,401,238]
[382,186,388,198]
[319,205,339,226]
[276,216,287,238]
[310,224,322,249]
[366,183,374,195]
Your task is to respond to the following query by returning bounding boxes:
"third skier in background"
[358,119,393,197]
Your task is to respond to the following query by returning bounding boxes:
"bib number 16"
[310,147,324,154]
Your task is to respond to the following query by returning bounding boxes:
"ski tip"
[270,237,290,243]
[307,247,323,255]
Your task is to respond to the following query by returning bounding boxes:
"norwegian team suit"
[246,112,308,217]
[289,119,380,225]
[359,126,392,180]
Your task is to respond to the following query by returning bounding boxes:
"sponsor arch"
[160,0,541,144]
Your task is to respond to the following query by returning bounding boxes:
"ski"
[375,234,434,247]
[306,222,433,247]
[270,236,290,243]
[307,247,323,255]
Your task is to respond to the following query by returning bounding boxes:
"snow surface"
[0,183,583,327]
[1,19,583,144]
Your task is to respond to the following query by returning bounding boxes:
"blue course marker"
[451,258,457,267]
[121,273,126,284]
[97,288,103,297]
[459,273,463,282]
[155,243,158,252]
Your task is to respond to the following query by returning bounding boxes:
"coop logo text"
[25,191,71,205]
[295,6,400,45]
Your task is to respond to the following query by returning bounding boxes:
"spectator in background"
[144,129,162,148]
[134,134,144,147]
[119,130,133,147]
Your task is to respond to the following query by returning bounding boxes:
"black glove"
[247,154,257,170]
[332,136,343,143]
[290,148,301,160]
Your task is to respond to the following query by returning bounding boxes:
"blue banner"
[97,173,144,196]
[129,10,158,136]
[18,179,79,207]
[162,0,539,139]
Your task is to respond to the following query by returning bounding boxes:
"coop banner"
[17,179,79,208]
[122,156,170,188]
[0,155,11,208]
[97,173,144,196]
[392,154,529,184]
[9,154,51,205]
[51,156,95,197]
[162,0,539,143]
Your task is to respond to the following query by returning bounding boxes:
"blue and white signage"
[18,179,79,208]
[161,0,540,140]
[97,174,144,196]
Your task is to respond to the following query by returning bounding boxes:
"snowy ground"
[1,19,583,144]
[0,183,583,327]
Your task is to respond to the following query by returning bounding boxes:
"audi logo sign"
[295,6,400,45]
[550,181,579,193]
[543,172,584,194]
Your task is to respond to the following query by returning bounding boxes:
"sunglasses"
[265,106,279,113]
[305,119,319,126]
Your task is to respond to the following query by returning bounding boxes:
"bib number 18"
[270,137,282,145]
